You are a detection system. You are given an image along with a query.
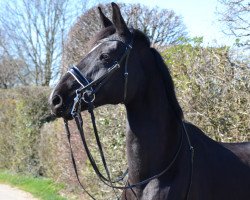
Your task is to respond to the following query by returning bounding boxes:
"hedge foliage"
[0,87,51,174]
[163,41,249,142]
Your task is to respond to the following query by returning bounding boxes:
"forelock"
[88,27,151,51]
[89,26,116,47]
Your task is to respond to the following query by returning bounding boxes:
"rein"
[64,36,194,200]
[64,112,193,199]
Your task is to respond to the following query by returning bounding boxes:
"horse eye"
[100,53,110,61]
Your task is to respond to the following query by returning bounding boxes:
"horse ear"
[98,7,113,28]
[111,2,130,37]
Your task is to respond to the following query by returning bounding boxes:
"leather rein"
[64,36,194,200]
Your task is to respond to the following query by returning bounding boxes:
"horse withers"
[50,3,250,200]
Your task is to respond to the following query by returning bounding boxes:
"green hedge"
[0,87,51,175]
[163,42,249,142]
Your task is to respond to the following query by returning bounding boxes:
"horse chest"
[141,179,162,200]
[122,179,173,200]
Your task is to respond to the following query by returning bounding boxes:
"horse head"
[50,3,148,119]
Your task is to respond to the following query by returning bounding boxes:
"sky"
[117,0,234,46]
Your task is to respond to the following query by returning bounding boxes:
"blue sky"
[116,0,234,46]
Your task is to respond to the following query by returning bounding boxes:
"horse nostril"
[52,94,62,107]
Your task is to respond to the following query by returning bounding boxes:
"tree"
[0,0,65,86]
[0,29,28,88]
[0,55,27,89]
[0,0,98,86]
[217,0,250,47]
[122,4,187,47]
[62,3,188,73]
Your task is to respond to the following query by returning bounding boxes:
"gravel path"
[0,184,38,200]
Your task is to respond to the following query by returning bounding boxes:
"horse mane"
[90,27,182,120]
[150,48,183,120]
[129,29,183,119]
[90,26,150,47]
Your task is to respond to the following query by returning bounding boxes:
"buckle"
[82,91,95,103]
[71,90,82,117]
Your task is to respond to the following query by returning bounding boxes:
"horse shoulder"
[222,142,250,166]
[184,122,250,199]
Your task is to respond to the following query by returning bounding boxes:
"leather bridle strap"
[67,39,132,108]
[68,66,92,89]
[70,110,184,190]
[64,114,189,200]
[182,122,194,200]
[64,119,96,200]
[65,36,133,197]
[123,47,130,103]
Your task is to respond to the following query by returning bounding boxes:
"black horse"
[50,3,250,200]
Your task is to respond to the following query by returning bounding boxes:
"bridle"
[63,33,194,200]
[68,37,132,116]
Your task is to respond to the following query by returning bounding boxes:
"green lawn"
[0,170,67,200]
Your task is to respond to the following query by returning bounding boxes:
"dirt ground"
[0,184,38,200]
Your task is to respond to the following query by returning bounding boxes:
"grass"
[0,170,67,200]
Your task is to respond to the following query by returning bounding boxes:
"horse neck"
[125,63,181,184]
